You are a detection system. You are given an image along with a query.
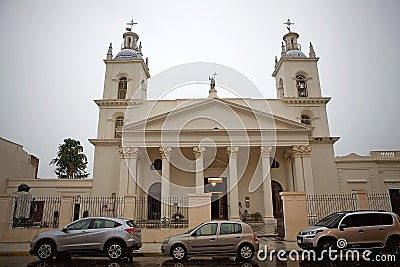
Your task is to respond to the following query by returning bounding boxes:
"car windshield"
[315,212,345,228]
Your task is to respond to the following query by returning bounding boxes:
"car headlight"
[163,238,170,244]
[303,230,323,236]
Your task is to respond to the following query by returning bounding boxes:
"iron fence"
[306,194,358,226]
[134,196,188,228]
[367,193,392,212]
[72,196,125,220]
[11,196,61,228]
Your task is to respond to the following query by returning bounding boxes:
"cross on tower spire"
[126,19,137,32]
[283,19,294,32]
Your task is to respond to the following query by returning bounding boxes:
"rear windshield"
[126,220,138,228]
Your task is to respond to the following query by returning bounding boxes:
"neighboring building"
[89,22,339,222]
[0,137,39,194]
[336,151,400,193]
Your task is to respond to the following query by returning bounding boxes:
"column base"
[263,217,277,227]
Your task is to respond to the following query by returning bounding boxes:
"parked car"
[297,210,400,256]
[161,220,259,261]
[30,217,142,261]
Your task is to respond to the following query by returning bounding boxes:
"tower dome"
[114,20,141,60]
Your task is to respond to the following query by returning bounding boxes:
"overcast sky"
[0,0,399,178]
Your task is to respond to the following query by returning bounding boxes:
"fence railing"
[306,194,358,226]
[72,196,125,220]
[134,196,188,228]
[367,193,392,212]
[11,196,61,228]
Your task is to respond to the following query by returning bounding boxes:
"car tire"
[317,238,337,258]
[237,243,254,261]
[171,244,187,261]
[385,236,400,257]
[106,241,125,261]
[36,240,56,261]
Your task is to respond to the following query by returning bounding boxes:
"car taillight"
[125,228,138,235]
[253,234,258,241]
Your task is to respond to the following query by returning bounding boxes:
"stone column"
[187,193,212,229]
[227,146,240,220]
[119,147,139,195]
[59,195,74,228]
[193,146,206,193]
[283,152,294,192]
[280,192,308,241]
[260,146,275,225]
[292,145,305,191]
[302,145,314,194]
[160,146,172,218]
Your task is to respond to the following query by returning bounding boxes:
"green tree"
[50,138,89,178]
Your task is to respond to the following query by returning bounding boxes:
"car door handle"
[378,228,385,231]
[235,236,241,239]
[210,238,215,241]
[358,229,364,233]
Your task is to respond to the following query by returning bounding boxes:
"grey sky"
[0,0,399,178]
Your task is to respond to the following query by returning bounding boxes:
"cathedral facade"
[89,23,340,221]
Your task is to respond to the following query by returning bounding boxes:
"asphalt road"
[0,256,398,267]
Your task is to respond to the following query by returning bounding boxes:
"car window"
[93,219,120,229]
[366,214,393,226]
[220,223,242,235]
[196,223,218,236]
[67,219,91,230]
[126,220,137,228]
[341,214,365,227]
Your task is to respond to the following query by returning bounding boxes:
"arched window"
[114,116,124,138]
[118,77,127,99]
[301,115,311,125]
[296,75,307,97]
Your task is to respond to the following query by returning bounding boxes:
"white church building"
[88,21,339,221]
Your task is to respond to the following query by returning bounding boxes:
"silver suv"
[161,220,259,261]
[30,217,142,261]
[297,211,400,256]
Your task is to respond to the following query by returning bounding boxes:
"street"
[0,255,399,267]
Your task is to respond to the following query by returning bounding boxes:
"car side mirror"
[339,224,347,231]
[61,227,68,233]
[191,231,198,237]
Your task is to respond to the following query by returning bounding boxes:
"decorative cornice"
[159,146,172,159]
[118,146,139,159]
[260,146,273,158]
[227,146,239,157]
[193,146,206,159]
[309,136,340,144]
[292,145,312,157]
[281,97,331,105]
[94,99,144,107]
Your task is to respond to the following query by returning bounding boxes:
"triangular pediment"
[123,98,312,133]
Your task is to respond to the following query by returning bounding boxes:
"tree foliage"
[50,138,89,179]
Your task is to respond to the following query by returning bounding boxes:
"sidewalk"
[0,237,300,257]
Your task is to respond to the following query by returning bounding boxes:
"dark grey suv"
[30,217,141,261]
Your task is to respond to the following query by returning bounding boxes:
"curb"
[0,251,30,256]
[0,251,163,257]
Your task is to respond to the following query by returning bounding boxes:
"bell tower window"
[296,75,307,97]
[114,116,124,138]
[118,77,127,99]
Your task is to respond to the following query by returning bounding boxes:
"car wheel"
[237,244,254,261]
[171,244,187,261]
[106,241,125,261]
[36,240,56,261]
[317,238,337,257]
[385,236,400,257]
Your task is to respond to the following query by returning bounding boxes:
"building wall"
[0,137,38,194]
[336,151,400,193]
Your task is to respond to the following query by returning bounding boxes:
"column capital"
[159,146,172,159]
[227,146,239,157]
[260,146,273,158]
[193,146,206,159]
[119,146,139,159]
[292,145,312,158]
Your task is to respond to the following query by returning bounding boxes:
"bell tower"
[272,19,321,99]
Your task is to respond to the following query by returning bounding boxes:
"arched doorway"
[271,181,283,218]
[148,182,161,220]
